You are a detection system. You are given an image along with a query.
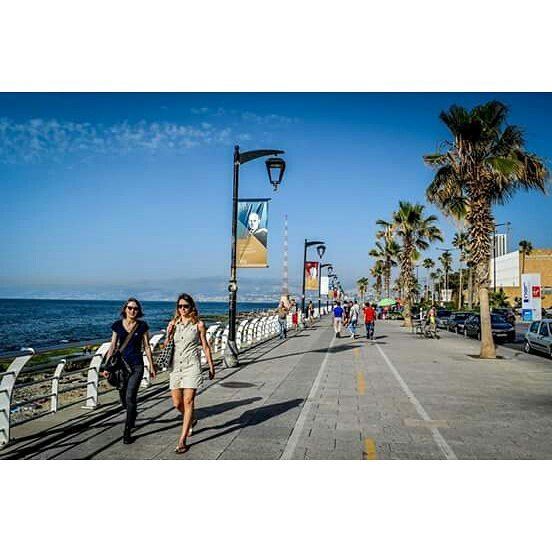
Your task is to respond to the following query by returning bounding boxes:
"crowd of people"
[331,300,377,340]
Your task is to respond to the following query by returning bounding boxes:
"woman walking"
[103,297,157,444]
[165,293,215,454]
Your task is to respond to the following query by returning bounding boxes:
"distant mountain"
[0,274,302,302]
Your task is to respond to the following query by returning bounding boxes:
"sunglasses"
[178,304,191,310]
[127,306,139,312]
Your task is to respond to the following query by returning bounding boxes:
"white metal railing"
[0,308,329,448]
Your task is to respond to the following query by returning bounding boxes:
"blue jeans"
[348,319,357,336]
[365,322,374,339]
[278,318,287,339]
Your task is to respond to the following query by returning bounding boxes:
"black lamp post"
[319,263,333,315]
[225,145,286,368]
[301,240,325,315]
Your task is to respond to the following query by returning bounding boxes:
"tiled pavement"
[3,317,552,460]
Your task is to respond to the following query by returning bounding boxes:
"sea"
[0,298,277,355]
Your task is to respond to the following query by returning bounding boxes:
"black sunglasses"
[178,303,191,309]
[127,306,139,311]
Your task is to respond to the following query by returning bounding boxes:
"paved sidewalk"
[3,317,552,460]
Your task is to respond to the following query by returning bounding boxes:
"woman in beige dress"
[165,293,215,454]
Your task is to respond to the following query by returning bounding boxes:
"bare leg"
[171,388,184,414]
[177,388,196,450]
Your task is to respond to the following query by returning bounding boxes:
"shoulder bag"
[157,323,176,371]
[104,322,139,389]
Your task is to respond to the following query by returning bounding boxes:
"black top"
[111,319,149,366]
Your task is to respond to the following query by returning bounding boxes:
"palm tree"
[434,268,443,301]
[519,240,533,275]
[357,277,369,303]
[438,251,453,303]
[422,258,435,301]
[452,231,469,309]
[424,101,548,358]
[369,239,399,298]
[370,261,384,298]
[391,201,443,326]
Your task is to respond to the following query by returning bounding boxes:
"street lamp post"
[225,145,286,369]
[301,240,325,315]
[319,263,333,316]
[492,222,511,292]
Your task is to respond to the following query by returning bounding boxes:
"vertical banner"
[237,199,270,268]
[305,261,319,291]
[320,276,329,295]
[522,273,542,322]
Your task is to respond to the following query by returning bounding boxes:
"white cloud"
[0,117,246,164]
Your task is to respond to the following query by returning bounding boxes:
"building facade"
[489,248,552,309]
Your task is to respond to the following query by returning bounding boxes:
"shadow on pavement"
[191,398,303,446]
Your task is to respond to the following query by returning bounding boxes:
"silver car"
[524,319,552,359]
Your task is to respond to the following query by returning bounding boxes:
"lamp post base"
[223,340,239,368]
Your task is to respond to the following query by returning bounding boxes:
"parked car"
[464,314,516,342]
[492,307,516,326]
[447,312,472,334]
[523,319,552,358]
[436,309,452,329]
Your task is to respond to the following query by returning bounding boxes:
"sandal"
[174,443,189,454]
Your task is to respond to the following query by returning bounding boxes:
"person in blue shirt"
[332,301,344,338]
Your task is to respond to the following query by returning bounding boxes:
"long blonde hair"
[171,293,199,326]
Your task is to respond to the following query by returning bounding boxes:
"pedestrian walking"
[348,300,360,339]
[277,301,289,339]
[343,300,352,326]
[290,299,299,330]
[363,301,376,340]
[332,301,344,338]
[103,297,157,445]
[425,304,438,338]
[307,300,315,327]
[165,293,215,454]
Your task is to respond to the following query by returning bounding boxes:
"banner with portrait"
[305,261,319,291]
[237,199,270,268]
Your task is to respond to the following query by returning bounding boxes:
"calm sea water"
[0,298,277,354]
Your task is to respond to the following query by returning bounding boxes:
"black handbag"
[104,323,138,389]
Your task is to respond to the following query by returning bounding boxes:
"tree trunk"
[467,268,473,310]
[479,280,496,358]
[458,267,463,309]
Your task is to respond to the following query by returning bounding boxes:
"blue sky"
[1,93,551,300]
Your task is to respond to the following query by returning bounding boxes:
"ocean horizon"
[0,298,279,354]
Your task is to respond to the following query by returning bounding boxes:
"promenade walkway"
[2,317,552,460]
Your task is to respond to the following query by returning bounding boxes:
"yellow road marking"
[363,438,377,460]
[356,371,366,395]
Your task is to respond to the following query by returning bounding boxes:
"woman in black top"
[102,297,157,444]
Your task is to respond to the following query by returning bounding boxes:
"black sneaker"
[123,428,133,444]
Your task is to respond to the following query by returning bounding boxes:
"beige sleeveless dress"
[169,322,203,390]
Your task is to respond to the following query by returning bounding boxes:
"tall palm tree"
[422,258,435,301]
[369,239,399,298]
[434,268,443,301]
[438,251,453,302]
[452,231,469,309]
[519,240,533,274]
[424,101,548,358]
[356,277,369,303]
[370,261,384,298]
[391,201,443,326]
